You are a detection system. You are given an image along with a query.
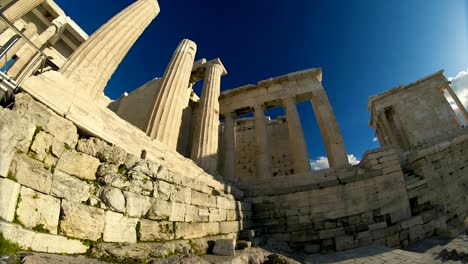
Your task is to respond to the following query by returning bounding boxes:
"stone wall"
[404,132,468,234]
[0,93,251,256]
[245,145,463,253]
[220,117,294,182]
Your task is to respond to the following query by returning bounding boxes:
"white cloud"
[447,69,468,124]
[310,154,360,171]
[373,137,378,142]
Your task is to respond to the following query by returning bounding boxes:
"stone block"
[103,211,138,243]
[76,138,126,165]
[30,131,65,161]
[184,204,199,222]
[13,93,78,147]
[409,224,423,242]
[369,221,387,231]
[385,224,402,236]
[371,229,386,240]
[56,150,100,181]
[348,215,361,225]
[226,209,239,221]
[16,187,60,234]
[213,239,235,256]
[335,236,355,251]
[0,107,35,177]
[59,200,105,241]
[304,244,320,254]
[318,227,344,239]
[50,171,90,202]
[191,190,216,207]
[399,229,409,241]
[236,240,252,250]
[169,202,186,222]
[175,222,219,239]
[172,186,191,204]
[357,236,373,247]
[123,191,151,218]
[153,180,174,200]
[100,186,126,213]
[386,233,400,247]
[217,196,236,210]
[219,221,240,234]
[9,154,53,194]
[360,211,373,223]
[400,216,423,229]
[0,178,21,222]
[209,208,227,222]
[0,221,87,254]
[139,219,174,241]
[147,199,172,220]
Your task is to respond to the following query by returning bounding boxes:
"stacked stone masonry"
[0,93,251,255]
[246,140,467,253]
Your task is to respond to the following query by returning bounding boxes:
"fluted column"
[7,18,64,79]
[0,22,36,69]
[446,85,468,124]
[191,59,227,175]
[222,112,237,181]
[253,104,272,179]
[145,39,197,149]
[311,89,349,168]
[0,0,46,33]
[60,0,160,100]
[378,111,398,146]
[282,97,311,173]
[376,124,387,146]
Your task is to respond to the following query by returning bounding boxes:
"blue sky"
[55,0,468,166]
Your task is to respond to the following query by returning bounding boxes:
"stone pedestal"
[145,39,197,150]
[253,104,272,179]
[446,85,468,124]
[311,89,348,168]
[7,18,64,79]
[222,112,237,181]
[60,0,160,100]
[0,22,37,69]
[191,59,226,175]
[0,0,45,33]
[282,97,310,173]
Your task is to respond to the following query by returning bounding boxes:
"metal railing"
[0,13,50,89]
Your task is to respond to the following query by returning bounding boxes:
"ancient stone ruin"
[0,0,466,263]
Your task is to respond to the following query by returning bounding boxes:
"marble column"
[0,0,45,33]
[145,39,197,149]
[446,85,468,124]
[0,21,25,46]
[60,0,160,100]
[7,18,64,79]
[253,104,272,179]
[378,111,398,146]
[191,59,227,175]
[282,97,311,174]
[376,124,387,146]
[311,89,349,168]
[0,22,36,69]
[222,111,237,181]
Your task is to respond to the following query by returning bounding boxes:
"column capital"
[281,96,297,106]
[222,111,237,120]
[253,103,266,112]
[205,58,227,76]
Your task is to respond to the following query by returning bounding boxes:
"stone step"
[406,178,428,190]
